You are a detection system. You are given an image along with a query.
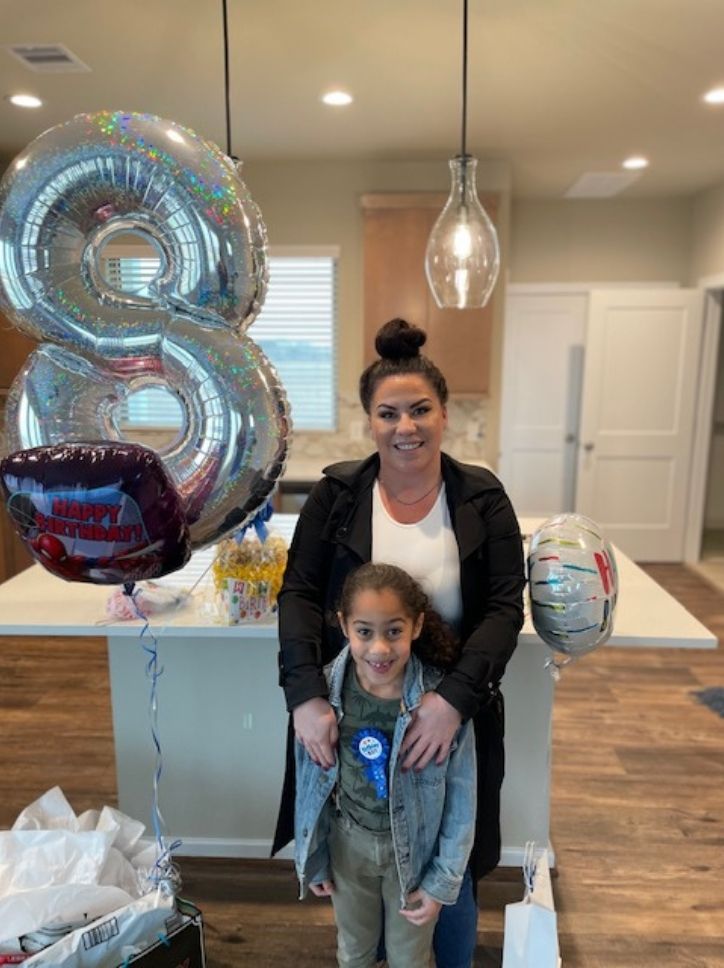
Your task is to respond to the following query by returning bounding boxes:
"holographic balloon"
[0,110,290,573]
[0,110,267,348]
[528,513,618,666]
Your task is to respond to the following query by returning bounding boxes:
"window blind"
[106,253,337,431]
[103,256,159,298]
[253,255,336,431]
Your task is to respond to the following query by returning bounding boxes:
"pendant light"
[425,0,500,310]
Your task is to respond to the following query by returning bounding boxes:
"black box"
[121,900,205,968]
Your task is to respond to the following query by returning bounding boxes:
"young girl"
[294,562,477,968]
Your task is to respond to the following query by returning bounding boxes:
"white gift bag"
[502,842,561,968]
[503,896,559,968]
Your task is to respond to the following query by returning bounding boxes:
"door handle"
[583,442,594,452]
[565,433,576,444]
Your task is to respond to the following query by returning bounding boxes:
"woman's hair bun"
[374,318,427,361]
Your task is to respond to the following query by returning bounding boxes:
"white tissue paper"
[0,787,160,958]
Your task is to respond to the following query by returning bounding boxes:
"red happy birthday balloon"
[1,442,191,584]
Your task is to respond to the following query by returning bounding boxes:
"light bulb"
[454,268,469,307]
[453,220,473,259]
[425,156,500,309]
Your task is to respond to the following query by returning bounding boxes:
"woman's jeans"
[432,866,478,967]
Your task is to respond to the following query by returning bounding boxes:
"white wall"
[687,182,724,531]
[704,323,724,529]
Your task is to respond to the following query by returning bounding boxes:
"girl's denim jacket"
[294,646,477,906]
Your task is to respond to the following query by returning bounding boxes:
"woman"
[273,318,525,967]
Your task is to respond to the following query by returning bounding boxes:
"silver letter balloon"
[527,513,618,675]
[0,110,290,582]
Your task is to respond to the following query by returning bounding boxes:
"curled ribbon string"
[523,840,538,898]
[544,655,572,681]
[123,581,182,892]
[182,558,214,599]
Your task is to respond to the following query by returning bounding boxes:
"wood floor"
[1,564,723,966]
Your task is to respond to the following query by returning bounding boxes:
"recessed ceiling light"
[321,90,353,106]
[7,93,43,109]
[703,87,724,105]
[622,156,649,170]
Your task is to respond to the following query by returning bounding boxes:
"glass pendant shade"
[425,155,500,309]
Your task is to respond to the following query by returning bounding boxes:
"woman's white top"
[371,481,463,631]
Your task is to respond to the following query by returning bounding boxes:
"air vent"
[7,44,90,73]
[564,171,643,199]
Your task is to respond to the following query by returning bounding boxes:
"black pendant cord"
[458,0,469,206]
[222,0,233,158]
[461,0,468,160]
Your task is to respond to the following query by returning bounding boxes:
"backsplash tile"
[288,393,491,465]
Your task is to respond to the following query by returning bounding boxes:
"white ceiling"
[2,0,724,198]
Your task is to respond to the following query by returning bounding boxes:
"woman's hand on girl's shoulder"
[400,691,461,771]
[293,696,338,769]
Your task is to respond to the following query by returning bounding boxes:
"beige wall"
[509,197,692,284]
[690,182,724,283]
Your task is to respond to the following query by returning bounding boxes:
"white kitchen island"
[0,516,715,865]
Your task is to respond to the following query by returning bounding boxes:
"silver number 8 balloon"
[0,110,290,557]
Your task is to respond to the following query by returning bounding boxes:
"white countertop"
[0,515,715,648]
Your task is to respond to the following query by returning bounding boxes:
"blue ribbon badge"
[352,727,390,799]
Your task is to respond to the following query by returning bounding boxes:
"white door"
[576,288,704,561]
[499,292,587,515]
